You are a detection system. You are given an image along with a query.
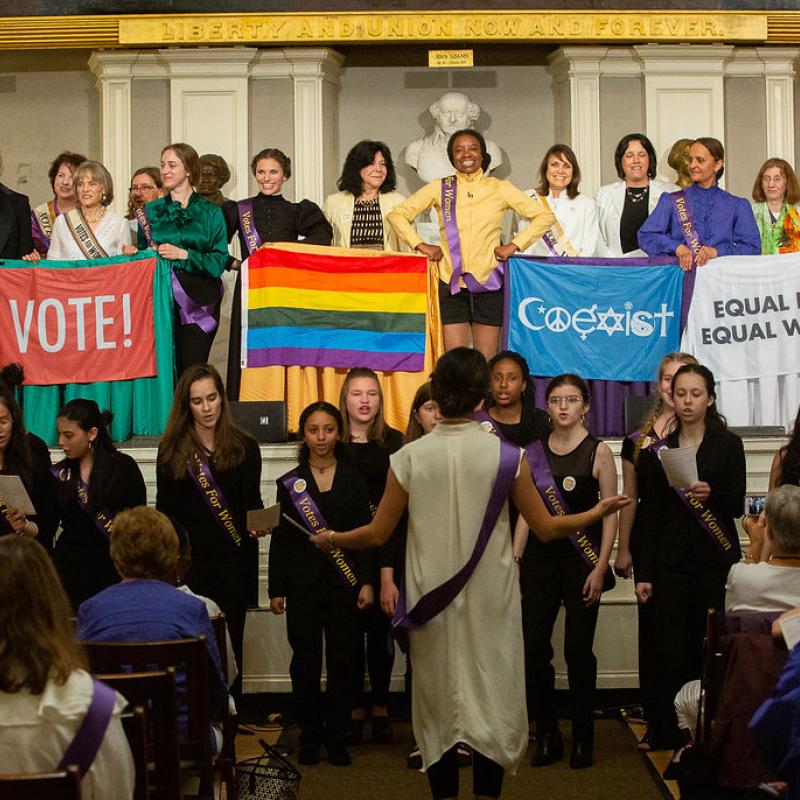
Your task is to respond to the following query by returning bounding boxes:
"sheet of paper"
[0,475,35,515]
[658,446,698,489]
[780,613,800,652]
[247,503,281,532]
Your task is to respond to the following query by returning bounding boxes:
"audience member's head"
[110,506,180,581]
[765,485,800,554]
[0,535,86,693]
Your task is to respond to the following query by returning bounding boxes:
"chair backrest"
[121,705,149,800]
[699,609,788,789]
[84,639,212,789]
[100,671,181,800]
[208,613,236,795]
[209,614,228,680]
[0,766,81,800]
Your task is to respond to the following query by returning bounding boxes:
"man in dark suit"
[0,157,35,259]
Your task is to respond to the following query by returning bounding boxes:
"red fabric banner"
[0,259,158,385]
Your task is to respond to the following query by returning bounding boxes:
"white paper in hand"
[0,475,35,515]
[659,446,699,489]
[779,613,800,652]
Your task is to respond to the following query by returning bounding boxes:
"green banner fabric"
[0,253,174,444]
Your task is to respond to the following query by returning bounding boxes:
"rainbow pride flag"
[242,244,429,372]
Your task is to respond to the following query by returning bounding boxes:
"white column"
[159,48,257,201]
[283,49,344,206]
[757,48,798,164]
[88,52,135,217]
[635,45,733,183]
[548,48,608,197]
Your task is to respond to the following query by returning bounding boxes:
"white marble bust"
[404,91,503,183]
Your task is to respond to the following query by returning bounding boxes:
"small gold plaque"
[428,49,474,68]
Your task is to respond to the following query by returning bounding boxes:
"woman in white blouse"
[47,161,134,260]
[595,134,679,257]
[520,144,600,258]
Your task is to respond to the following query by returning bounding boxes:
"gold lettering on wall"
[121,12,767,46]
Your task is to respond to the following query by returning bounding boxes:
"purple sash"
[473,409,500,435]
[280,468,361,590]
[670,190,703,266]
[31,208,51,251]
[441,175,504,295]
[57,679,116,778]
[51,461,113,540]
[237,199,263,255]
[189,454,242,547]
[525,440,608,574]
[391,438,519,653]
[652,439,740,565]
[135,206,219,335]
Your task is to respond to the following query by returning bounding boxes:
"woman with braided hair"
[616,352,697,752]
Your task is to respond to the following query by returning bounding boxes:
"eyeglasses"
[546,395,582,407]
[130,184,158,192]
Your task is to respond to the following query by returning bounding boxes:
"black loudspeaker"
[229,401,288,443]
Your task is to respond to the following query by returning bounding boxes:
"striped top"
[350,198,384,249]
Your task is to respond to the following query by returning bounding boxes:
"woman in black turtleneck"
[224,148,332,398]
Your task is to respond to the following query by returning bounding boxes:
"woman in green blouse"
[137,142,229,375]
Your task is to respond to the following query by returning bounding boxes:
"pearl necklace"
[84,206,107,225]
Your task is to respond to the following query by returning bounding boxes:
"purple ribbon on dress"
[391,438,519,653]
[441,175,504,295]
[525,440,606,572]
[57,679,116,778]
[650,439,740,565]
[136,205,220,335]
[51,460,113,540]
[189,454,242,547]
[671,190,703,266]
[237,199,263,256]
[280,468,361,590]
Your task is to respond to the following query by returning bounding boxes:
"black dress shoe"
[372,715,393,743]
[531,731,563,767]
[326,743,352,766]
[298,743,320,765]
[345,718,364,745]
[570,740,593,769]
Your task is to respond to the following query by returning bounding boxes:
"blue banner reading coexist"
[505,256,686,382]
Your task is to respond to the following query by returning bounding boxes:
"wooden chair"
[697,609,787,789]
[100,671,181,800]
[210,613,237,800]
[0,766,81,800]
[84,638,214,799]
[121,705,150,800]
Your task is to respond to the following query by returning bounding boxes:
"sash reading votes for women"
[671,190,703,266]
[51,460,114,540]
[280,468,361,590]
[441,175,504,295]
[65,209,109,260]
[528,192,577,257]
[189,454,242,547]
[237,199,263,256]
[31,200,57,251]
[525,440,615,591]
[391,438,520,653]
[135,207,219,335]
[651,439,740,565]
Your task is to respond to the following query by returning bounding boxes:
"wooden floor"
[627,719,679,800]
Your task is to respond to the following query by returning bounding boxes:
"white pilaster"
[548,48,607,196]
[159,48,257,201]
[758,48,798,164]
[283,49,344,206]
[88,52,135,217]
[635,45,732,183]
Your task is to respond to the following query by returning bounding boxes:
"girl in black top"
[482,351,550,447]
[52,398,146,611]
[514,374,618,770]
[223,148,333,399]
[156,363,265,691]
[635,364,745,748]
[339,367,404,745]
[616,352,697,752]
[269,401,372,766]
[0,364,57,547]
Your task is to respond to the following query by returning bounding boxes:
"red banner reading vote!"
[0,259,157,385]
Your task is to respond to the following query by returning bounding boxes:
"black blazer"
[636,428,746,583]
[0,183,34,259]
[269,459,372,598]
